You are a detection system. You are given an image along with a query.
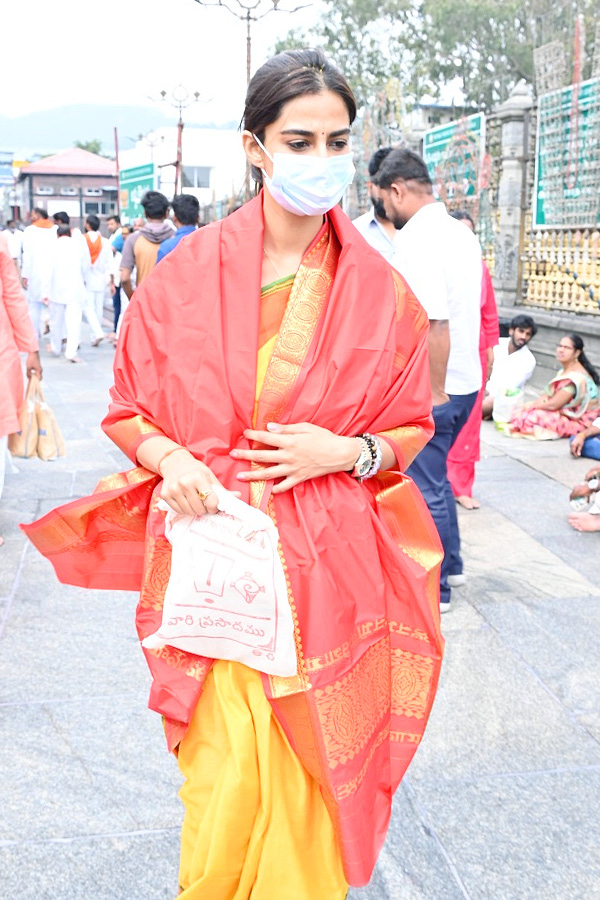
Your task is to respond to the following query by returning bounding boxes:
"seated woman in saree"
[22,50,444,900]
[509,333,599,440]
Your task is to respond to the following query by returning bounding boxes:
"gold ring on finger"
[197,488,214,502]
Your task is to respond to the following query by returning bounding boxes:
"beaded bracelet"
[356,433,382,479]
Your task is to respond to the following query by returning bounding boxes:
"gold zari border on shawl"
[249,227,337,698]
[250,228,336,512]
[103,414,163,460]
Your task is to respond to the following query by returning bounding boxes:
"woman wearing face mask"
[23,50,443,899]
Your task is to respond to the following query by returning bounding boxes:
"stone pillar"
[493,81,534,309]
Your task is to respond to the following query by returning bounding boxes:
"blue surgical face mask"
[253,134,355,217]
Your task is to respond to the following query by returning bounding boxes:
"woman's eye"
[288,141,310,151]
[330,140,349,150]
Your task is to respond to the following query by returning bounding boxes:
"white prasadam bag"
[142,485,298,678]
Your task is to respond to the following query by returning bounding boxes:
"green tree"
[275,0,599,112]
[420,0,598,109]
[74,139,103,155]
[275,0,423,109]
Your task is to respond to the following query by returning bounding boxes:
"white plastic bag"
[142,485,298,677]
[492,388,524,426]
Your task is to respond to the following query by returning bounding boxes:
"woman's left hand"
[230,422,360,494]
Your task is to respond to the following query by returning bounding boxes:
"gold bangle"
[157,445,187,476]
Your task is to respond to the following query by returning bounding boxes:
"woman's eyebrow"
[279,128,351,138]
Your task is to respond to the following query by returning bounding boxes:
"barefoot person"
[568,463,600,532]
[23,50,443,898]
[446,211,499,511]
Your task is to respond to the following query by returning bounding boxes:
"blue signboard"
[0,150,14,186]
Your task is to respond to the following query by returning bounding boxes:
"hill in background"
[0,104,235,157]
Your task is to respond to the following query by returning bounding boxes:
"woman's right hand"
[159,449,224,517]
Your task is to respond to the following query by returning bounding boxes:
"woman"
[23,50,443,898]
[0,232,42,546]
[447,211,499,510]
[509,333,599,439]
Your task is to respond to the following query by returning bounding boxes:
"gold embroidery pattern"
[256,230,335,429]
[314,638,390,769]
[391,649,434,719]
[267,498,311,698]
[390,730,421,744]
[139,534,172,611]
[104,414,163,459]
[335,726,389,800]
[305,618,387,673]
[379,425,427,471]
[303,618,435,675]
[146,645,209,682]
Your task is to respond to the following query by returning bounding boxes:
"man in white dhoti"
[83,214,111,341]
[21,208,56,341]
[42,226,89,362]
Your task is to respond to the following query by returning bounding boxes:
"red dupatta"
[23,195,443,886]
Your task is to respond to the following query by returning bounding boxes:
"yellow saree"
[176,275,348,899]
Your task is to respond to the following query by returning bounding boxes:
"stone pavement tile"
[473,461,600,585]
[457,505,600,599]
[473,595,600,741]
[0,830,180,900]
[480,421,592,486]
[412,769,600,900]
[348,784,469,900]
[408,626,600,787]
[0,697,180,843]
[0,556,145,704]
[0,499,38,598]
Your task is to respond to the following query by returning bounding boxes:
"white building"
[119,126,247,218]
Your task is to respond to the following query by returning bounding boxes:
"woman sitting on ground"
[509,333,599,440]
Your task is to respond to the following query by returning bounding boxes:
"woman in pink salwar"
[509,334,599,440]
[0,233,42,545]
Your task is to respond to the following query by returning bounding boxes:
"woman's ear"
[242,131,265,171]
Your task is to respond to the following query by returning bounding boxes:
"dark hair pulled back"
[242,48,357,186]
[568,333,600,385]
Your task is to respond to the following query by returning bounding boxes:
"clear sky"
[2,0,320,121]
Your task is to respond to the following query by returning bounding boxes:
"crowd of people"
[1,45,599,899]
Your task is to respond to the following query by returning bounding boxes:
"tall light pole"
[193,0,310,86]
[156,85,201,194]
[192,0,309,199]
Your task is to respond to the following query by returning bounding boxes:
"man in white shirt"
[42,225,88,362]
[352,148,397,262]
[21,207,57,341]
[376,148,482,612]
[482,314,537,417]
[4,220,23,273]
[83,214,112,342]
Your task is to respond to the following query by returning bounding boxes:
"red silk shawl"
[23,195,443,886]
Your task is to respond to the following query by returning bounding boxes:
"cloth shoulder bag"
[8,374,66,461]
[35,377,66,461]
[8,374,39,458]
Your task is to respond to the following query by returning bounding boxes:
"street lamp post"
[193,0,310,86]
[192,0,310,199]
[156,85,201,194]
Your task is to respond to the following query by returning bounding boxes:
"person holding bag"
[0,232,42,546]
[23,50,443,898]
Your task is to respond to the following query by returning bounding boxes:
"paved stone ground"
[1,336,599,900]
